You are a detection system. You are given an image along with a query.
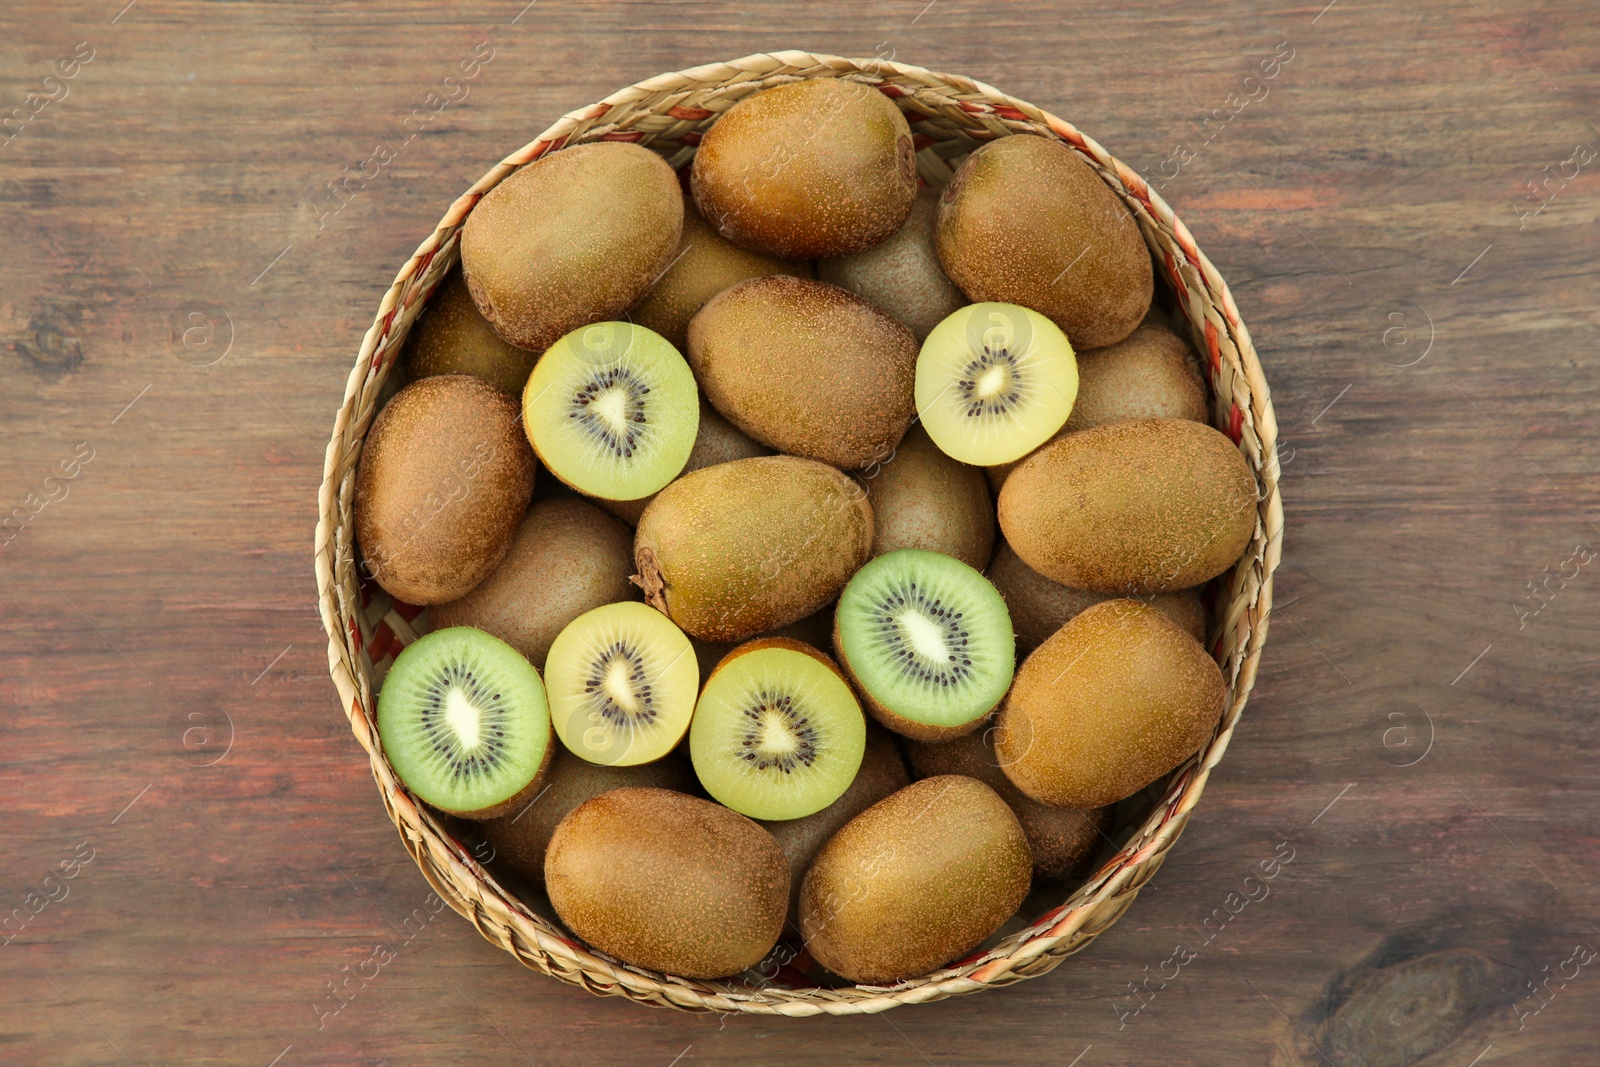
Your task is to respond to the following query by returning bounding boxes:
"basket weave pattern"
[313,50,1283,1016]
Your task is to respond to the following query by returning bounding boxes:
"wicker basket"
[314,50,1282,1016]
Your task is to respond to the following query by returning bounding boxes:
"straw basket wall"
[313,50,1283,1016]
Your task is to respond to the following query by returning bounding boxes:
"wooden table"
[4,2,1596,1063]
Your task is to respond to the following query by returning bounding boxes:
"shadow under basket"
[313,50,1284,1016]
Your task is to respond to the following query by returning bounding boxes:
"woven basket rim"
[313,49,1283,1017]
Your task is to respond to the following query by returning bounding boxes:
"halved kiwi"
[833,548,1015,741]
[522,321,698,501]
[544,601,698,766]
[377,627,552,819]
[915,302,1077,466]
[689,638,866,821]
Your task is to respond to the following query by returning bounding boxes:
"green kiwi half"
[833,548,1015,741]
[377,626,552,819]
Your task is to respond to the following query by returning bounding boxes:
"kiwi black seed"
[377,626,552,819]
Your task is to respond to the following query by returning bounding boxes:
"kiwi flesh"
[634,455,873,642]
[690,77,918,259]
[461,141,683,353]
[522,321,699,501]
[817,186,967,342]
[862,423,995,571]
[599,396,771,527]
[689,638,867,821]
[916,302,1078,467]
[480,746,695,890]
[544,787,788,978]
[355,374,535,605]
[936,134,1153,350]
[998,418,1257,594]
[544,601,699,766]
[986,540,1206,653]
[984,321,1209,492]
[629,195,813,352]
[995,599,1225,809]
[799,775,1031,984]
[430,497,635,669]
[757,725,909,928]
[404,266,537,397]
[377,626,553,818]
[833,549,1015,742]
[906,729,1109,881]
[688,607,835,688]
[687,276,918,470]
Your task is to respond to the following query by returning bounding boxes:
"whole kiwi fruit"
[994,599,1225,809]
[480,748,695,889]
[999,418,1256,594]
[799,775,1031,984]
[354,374,534,604]
[404,267,537,396]
[430,497,636,668]
[634,456,873,642]
[986,540,1205,653]
[757,725,910,928]
[817,186,967,341]
[906,729,1109,881]
[862,423,995,570]
[687,275,918,470]
[461,142,682,353]
[599,396,772,527]
[937,134,1152,349]
[985,321,1209,492]
[629,196,813,351]
[691,77,918,259]
[544,787,788,978]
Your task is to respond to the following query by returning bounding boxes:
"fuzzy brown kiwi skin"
[544,787,789,979]
[404,267,537,397]
[830,614,997,744]
[460,142,683,353]
[480,748,694,889]
[994,599,1225,809]
[758,725,909,931]
[431,497,636,669]
[633,455,873,642]
[986,540,1206,653]
[906,728,1110,881]
[690,78,918,259]
[798,775,1031,984]
[936,134,1153,350]
[354,374,535,605]
[860,424,995,571]
[688,608,835,686]
[984,322,1208,492]
[429,717,555,821]
[598,397,772,528]
[816,186,968,342]
[687,276,919,470]
[998,418,1256,595]
[628,196,813,352]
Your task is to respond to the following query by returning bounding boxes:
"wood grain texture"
[2,1,1597,1064]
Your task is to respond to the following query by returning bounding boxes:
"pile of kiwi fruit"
[353,76,1258,988]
